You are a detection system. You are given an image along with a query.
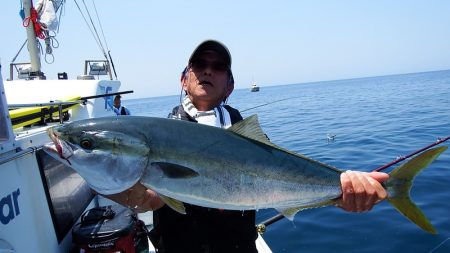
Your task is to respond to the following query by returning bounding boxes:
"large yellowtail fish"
[43,115,447,234]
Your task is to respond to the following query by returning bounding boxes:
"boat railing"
[84,60,113,80]
[9,60,115,81]
[9,101,82,124]
[0,145,42,165]
[9,62,33,81]
[7,90,133,129]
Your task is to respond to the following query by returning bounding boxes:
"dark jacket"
[149,105,258,253]
[120,106,128,115]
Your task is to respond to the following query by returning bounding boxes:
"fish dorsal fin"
[229,115,342,173]
[152,162,199,179]
[228,114,272,146]
[159,194,186,214]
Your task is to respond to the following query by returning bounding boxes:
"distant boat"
[250,82,260,92]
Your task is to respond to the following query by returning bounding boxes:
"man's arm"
[106,99,121,116]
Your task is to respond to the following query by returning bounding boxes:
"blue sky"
[1,0,450,99]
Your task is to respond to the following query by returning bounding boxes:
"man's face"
[183,50,233,110]
[114,98,121,108]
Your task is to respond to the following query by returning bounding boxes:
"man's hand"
[336,171,389,212]
[101,182,165,213]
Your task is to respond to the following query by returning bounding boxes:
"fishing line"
[428,237,450,253]
[240,97,297,113]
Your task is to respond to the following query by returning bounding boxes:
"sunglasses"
[190,59,229,73]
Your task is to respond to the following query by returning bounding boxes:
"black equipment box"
[72,205,148,253]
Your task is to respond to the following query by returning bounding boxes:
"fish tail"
[385,146,448,234]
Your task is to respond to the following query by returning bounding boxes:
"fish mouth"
[46,127,74,160]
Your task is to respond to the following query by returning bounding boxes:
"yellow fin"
[386,146,448,234]
[159,195,186,214]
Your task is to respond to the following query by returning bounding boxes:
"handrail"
[9,101,80,108]
[84,60,113,80]
[9,101,81,125]
[7,90,133,126]
[9,62,32,81]
[0,146,42,165]
[8,90,134,109]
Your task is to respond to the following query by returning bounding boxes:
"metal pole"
[23,0,42,74]
[58,104,63,124]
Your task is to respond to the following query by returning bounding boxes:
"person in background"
[105,40,389,253]
[108,95,131,115]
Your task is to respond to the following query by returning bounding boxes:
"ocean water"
[124,70,450,253]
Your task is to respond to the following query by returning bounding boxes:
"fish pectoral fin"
[159,194,186,214]
[152,162,199,179]
[227,115,272,145]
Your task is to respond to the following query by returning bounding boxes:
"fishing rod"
[255,136,450,234]
[80,90,133,101]
[373,136,450,172]
[8,91,134,107]
[9,90,134,108]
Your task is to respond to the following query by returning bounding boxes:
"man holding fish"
[102,40,389,252]
[46,38,450,253]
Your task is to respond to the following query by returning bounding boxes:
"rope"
[91,0,110,52]
[44,30,59,64]
[82,0,106,53]
[11,40,28,64]
[22,4,46,40]
[56,0,66,33]
[20,0,65,65]
[53,0,66,13]
[92,0,117,78]
[36,39,44,55]
[74,0,108,60]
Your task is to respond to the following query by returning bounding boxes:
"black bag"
[72,205,148,253]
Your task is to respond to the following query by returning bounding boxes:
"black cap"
[189,40,232,68]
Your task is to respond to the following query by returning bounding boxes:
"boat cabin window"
[36,150,94,243]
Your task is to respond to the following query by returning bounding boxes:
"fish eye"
[80,139,93,150]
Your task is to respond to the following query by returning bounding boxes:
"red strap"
[22,7,46,39]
